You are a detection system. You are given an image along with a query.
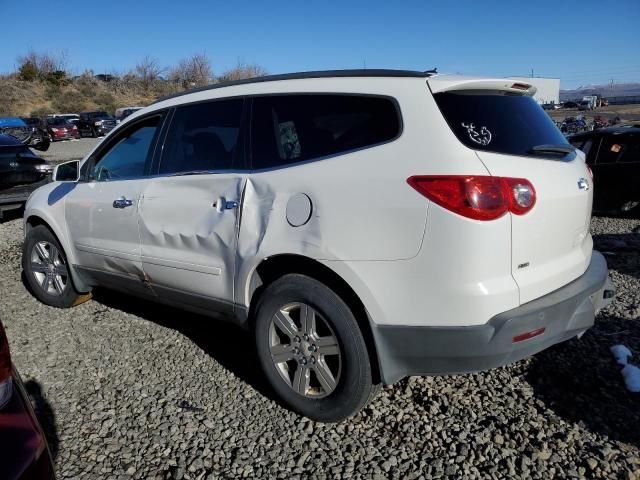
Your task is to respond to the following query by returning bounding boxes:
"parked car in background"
[20,118,51,152]
[115,107,143,124]
[568,126,640,213]
[563,101,579,109]
[0,319,56,479]
[0,117,33,145]
[77,111,116,137]
[541,103,560,110]
[48,114,80,126]
[22,70,614,421]
[0,134,52,218]
[45,117,80,142]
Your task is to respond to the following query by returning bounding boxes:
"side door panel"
[139,175,244,304]
[64,114,165,293]
[139,98,246,309]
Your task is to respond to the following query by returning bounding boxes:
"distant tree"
[18,61,38,81]
[218,61,268,82]
[16,50,68,81]
[169,53,213,89]
[135,55,164,90]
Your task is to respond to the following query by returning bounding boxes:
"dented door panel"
[138,174,245,302]
[65,179,147,279]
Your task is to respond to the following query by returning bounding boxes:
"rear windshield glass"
[434,92,572,158]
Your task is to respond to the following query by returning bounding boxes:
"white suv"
[22,70,614,421]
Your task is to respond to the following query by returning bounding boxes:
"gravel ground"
[0,212,639,479]
[39,138,99,164]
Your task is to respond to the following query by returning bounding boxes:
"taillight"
[0,322,13,409]
[407,175,536,220]
[586,165,593,179]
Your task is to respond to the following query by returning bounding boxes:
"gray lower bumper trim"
[372,251,613,385]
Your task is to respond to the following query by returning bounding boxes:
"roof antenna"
[424,67,438,75]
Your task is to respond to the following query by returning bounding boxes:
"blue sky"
[2,0,639,89]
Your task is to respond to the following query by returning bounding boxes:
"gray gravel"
[0,212,639,479]
[39,138,99,164]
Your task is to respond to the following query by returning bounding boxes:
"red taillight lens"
[586,165,593,179]
[407,175,536,220]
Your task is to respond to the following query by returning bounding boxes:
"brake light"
[407,175,536,220]
[0,322,13,409]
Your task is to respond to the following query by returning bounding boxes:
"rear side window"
[160,99,244,174]
[251,94,400,169]
[434,92,571,158]
[569,137,596,161]
[598,135,640,164]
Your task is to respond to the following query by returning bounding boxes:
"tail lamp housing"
[407,175,536,221]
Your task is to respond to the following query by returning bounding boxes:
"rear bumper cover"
[372,251,614,384]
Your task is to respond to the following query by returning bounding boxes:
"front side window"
[159,99,244,174]
[251,94,401,170]
[90,117,159,181]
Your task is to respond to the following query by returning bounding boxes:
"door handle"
[213,197,238,213]
[113,197,134,209]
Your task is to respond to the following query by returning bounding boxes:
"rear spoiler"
[428,76,537,96]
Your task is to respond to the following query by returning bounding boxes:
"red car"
[0,320,55,479]
[45,118,79,142]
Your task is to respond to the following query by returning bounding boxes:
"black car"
[568,126,640,213]
[0,134,52,218]
[20,118,51,152]
[0,319,56,479]
[76,111,117,138]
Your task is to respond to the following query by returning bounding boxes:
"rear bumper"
[372,251,614,384]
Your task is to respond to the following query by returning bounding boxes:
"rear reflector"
[407,175,536,221]
[513,327,545,343]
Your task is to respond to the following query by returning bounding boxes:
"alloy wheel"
[30,241,68,296]
[269,302,341,398]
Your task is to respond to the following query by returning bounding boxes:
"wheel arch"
[246,254,382,384]
[24,214,91,293]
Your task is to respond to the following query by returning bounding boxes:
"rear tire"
[254,274,378,422]
[22,225,88,308]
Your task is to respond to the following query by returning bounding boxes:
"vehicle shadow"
[525,314,640,447]
[24,380,59,461]
[593,233,640,281]
[91,290,286,409]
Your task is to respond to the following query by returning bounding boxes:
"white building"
[508,77,560,105]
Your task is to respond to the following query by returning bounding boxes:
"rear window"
[434,92,571,158]
[251,94,400,170]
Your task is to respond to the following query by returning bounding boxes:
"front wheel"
[22,225,88,308]
[254,274,378,422]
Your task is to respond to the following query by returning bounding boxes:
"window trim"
[247,92,404,172]
[81,111,167,183]
[154,97,248,176]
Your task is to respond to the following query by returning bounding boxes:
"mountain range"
[560,82,640,100]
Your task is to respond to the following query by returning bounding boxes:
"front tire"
[22,225,87,308]
[254,274,377,422]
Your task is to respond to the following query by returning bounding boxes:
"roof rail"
[153,68,437,104]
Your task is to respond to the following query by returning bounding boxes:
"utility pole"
[531,68,534,78]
